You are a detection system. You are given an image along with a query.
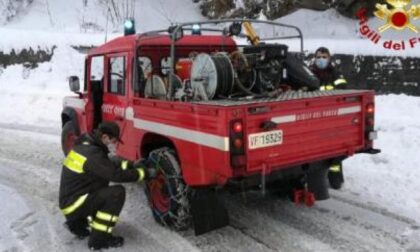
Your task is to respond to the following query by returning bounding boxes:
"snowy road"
[0,126,419,252]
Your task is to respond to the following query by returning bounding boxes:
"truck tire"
[61,121,78,156]
[144,147,191,231]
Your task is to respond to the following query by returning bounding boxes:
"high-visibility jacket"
[59,133,145,215]
[310,63,347,91]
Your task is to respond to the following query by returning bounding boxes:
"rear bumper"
[226,165,303,190]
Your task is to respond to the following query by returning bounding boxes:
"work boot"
[88,231,124,250]
[65,219,90,239]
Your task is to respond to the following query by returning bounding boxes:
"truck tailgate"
[196,90,373,173]
[245,90,371,172]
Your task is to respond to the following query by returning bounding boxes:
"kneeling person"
[58,121,156,250]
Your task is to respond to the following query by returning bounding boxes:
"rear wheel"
[328,162,344,190]
[144,147,191,230]
[61,121,78,156]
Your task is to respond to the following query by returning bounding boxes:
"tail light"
[366,103,374,114]
[230,120,245,168]
[365,102,377,142]
[232,121,243,133]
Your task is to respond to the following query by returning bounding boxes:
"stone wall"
[0,46,418,96]
[308,54,420,96]
[0,46,56,68]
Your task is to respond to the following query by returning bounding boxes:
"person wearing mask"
[59,121,157,250]
[310,47,347,91]
[310,47,347,190]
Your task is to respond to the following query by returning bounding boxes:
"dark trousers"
[66,185,126,232]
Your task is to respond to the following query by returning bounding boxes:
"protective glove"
[144,167,158,180]
[134,158,158,180]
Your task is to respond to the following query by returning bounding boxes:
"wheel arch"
[140,132,178,159]
[61,107,81,135]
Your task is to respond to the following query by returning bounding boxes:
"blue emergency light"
[124,19,136,36]
[191,24,201,35]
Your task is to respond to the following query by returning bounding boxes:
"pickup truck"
[62,19,379,235]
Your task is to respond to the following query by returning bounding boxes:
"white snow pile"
[344,95,420,222]
[0,0,204,53]
[0,45,84,129]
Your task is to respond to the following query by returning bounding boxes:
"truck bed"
[192,90,367,107]
[133,89,374,183]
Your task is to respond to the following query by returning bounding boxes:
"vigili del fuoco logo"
[357,0,420,50]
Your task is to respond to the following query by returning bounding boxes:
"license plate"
[248,130,283,150]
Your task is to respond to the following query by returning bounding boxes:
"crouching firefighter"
[310,46,347,190]
[58,121,157,250]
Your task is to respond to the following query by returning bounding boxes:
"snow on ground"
[345,95,420,223]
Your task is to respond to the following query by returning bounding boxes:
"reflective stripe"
[338,106,361,115]
[132,118,230,152]
[82,141,89,145]
[63,150,87,174]
[334,78,347,86]
[320,85,334,91]
[329,164,341,173]
[90,221,112,233]
[96,211,118,223]
[121,160,129,170]
[137,168,145,181]
[61,194,88,215]
[271,115,296,124]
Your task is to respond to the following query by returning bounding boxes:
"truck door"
[102,53,130,157]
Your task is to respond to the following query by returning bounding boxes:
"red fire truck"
[62,19,379,235]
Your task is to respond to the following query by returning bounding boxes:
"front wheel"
[144,147,191,230]
[61,121,78,156]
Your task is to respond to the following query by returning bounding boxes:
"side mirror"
[69,76,80,93]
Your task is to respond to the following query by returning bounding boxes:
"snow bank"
[345,94,420,222]
[0,45,84,128]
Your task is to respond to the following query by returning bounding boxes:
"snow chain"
[148,148,191,230]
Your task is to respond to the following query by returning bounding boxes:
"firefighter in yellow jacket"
[59,121,156,250]
[310,47,346,190]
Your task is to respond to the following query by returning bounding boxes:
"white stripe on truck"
[337,105,361,115]
[271,105,362,124]
[123,107,229,152]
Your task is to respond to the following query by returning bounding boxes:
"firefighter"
[310,47,347,91]
[59,121,157,250]
[310,47,346,190]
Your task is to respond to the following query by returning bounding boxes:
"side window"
[108,56,126,95]
[90,56,104,81]
[134,56,152,97]
[139,57,152,78]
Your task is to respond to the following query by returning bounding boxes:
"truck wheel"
[144,147,191,231]
[328,170,344,190]
[61,121,78,156]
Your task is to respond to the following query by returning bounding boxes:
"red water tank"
[176,59,192,80]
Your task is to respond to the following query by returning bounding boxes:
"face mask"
[315,58,329,70]
[106,143,117,154]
